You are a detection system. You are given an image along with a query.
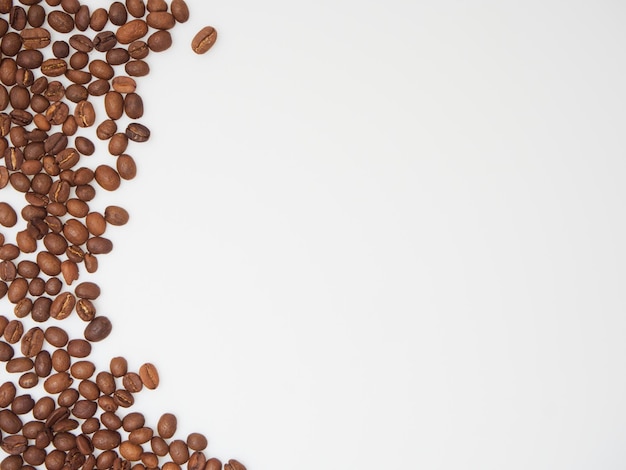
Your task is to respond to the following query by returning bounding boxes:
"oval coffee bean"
[116,19,148,44]
[138,363,159,390]
[126,122,150,142]
[84,316,112,342]
[157,413,177,439]
[192,26,218,54]
[0,202,16,227]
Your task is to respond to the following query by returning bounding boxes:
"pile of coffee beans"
[0,1,243,469]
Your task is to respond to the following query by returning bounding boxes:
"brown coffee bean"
[96,371,116,394]
[138,362,159,390]
[60,260,78,286]
[48,10,74,33]
[186,433,208,451]
[50,292,76,320]
[56,147,80,170]
[113,388,134,407]
[109,1,128,26]
[33,350,51,377]
[95,164,121,191]
[0,381,16,407]
[106,47,131,66]
[90,59,114,80]
[75,183,96,201]
[171,0,190,23]
[147,0,167,11]
[51,348,71,372]
[115,155,136,181]
[73,399,97,419]
[69,33,93,52]
[126,122,150,142]
[0,202,17,227]
[0,341,13,361]
[75,4,90,31]
[157,413,177,439]
[6,356,33,373]
[125,59,150,77]
[84,316,112,342]
[94,31,118,52]
[0,261,16,281]
[57,388,80,407]
[192,26,218,54]
[117,19,148,44]
[67,338,91,358]
[119,441,143,461]
[44,326,68,347]
[151,436,169,456]
[75,298,96,322]
[169,440,190,465]
[44,371,73,394]
[63,218,89,245]
[43,233,67,255]
[123,93,143,120]
[108,132,128,155]
[75,100,96,127]
[90,7,108,31]
[70,361,96,380]
[122,412,145,432]
[93,430,122,451]
[28,5,46,28]
[4,320,24,344]
[104,91,124,120]
[37,251,62,276]
[1,435,27,455]
[1,33,23,57]
[0,244,20,262]
[21,327,44,357]
[148,30,172,52]
[10,6,27,31]
[122,372,143,393]
[84,253,98,273]
[75,282,101,300]
[112,75,137,94]
[33,396,55,420]
[128,40,149,59]
[226,460,247,470]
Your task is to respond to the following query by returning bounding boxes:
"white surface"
[5,1,626,469]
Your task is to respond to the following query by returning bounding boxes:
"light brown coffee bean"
[92,430,122,451]
[20,327,44,357]
[67,339,91,358]
[157,413,177,439]
[226,460,247,470]
[171,0,190,23]
[51,349,71,372]
[169,440,190,465]
[44,326,68,347]
[192,26,218,54]
[44,372,73,394]
[138,362,159,390]
[95,164,121,191]
[70,361,95,380]
[116,19,148,44]
[186,433,208,451]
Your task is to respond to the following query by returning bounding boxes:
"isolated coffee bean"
[192,26,218,54]
[138,363,159,390]
[157,413,177,439]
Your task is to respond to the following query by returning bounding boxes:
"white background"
[4,1,626,469]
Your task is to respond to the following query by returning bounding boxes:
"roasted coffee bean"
[151,435,169,456]
[66,69,92,85]
[169,439,190,465]
[47,10,74,33]
[148,30,172,52]
[157,413,177,439]
[18,260,39,279]
[108,132,128,155]
[21,27,50,49]
[45,277,62,296]
[75,282,101,300]
[226,460,247,470]
[67,338,91,358]
[10,6,28,31]
[122,372,143,393]
[128,40,149,59]
[0,341,14,361]
[60,260,79,285]
[75,4,90,31]
[147,0,167,12]
[95,164,121,191]
[94,31,118,52]
[138,363,159,390]
[116,154,137,180]
[187,433,208,451]
[104,91,124,120]
[27,5,46,28]
[64,219,89,245]
[51,348,71,372]
[0,381,16,407]
[69,50,88,69]
[33,396,55,420]
[0,202,16,227]
[126,122,150,142]
[125,59,150,77]
[37,251,62,276]
[188,451,207,470]
[1,32,23,57]
[50,292,75,320]
[43,371,73,394]
[90,59,114,80]
[84,316,112,342]
[6,356,34,373]
[33,349,52,376]
[1,435,27,455]
[192,26,218,54]
[21,327,44,357]
[90,7,109,31]
[65,83,88,103]
[113,388,134,407]
[109,1,128,26]
[75,100,96,127]
[18,371,38,388]
[75,298,96,321]
[93,429,122,451]
[171,0,190,23]
[69,33,93,52]
[71,361,95,380]
[4,320,24,344]
[106,47,130,65]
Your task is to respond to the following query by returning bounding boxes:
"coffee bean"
[51,348,71,372]
[126,122,150,142]
[20,327,44,357]
[148,30,172,52]
[92,430,122,451]
[75,4,90,31]
[84,316,112,342]
[95,164,121,191]
[1,435,27,455]
[157,413,177,439]
[128,40,149,59]
[187,433,208,451]
[50,292,75,320]
[67,339,91,358]
[20,27,51,49]
[43,371,73,394]
[47,10,74,33]
[169,440,190,465]
[192,26,218,54]
[75,100,96,127]
[226,460,247,470]
[108,132,128,155]
[171,0,190,23]
[147,0,168,12]
[0,202,16,227]
[117,19,148,44]
[125,59,150,77]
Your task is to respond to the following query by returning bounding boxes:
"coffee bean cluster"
[0,1,237,469]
